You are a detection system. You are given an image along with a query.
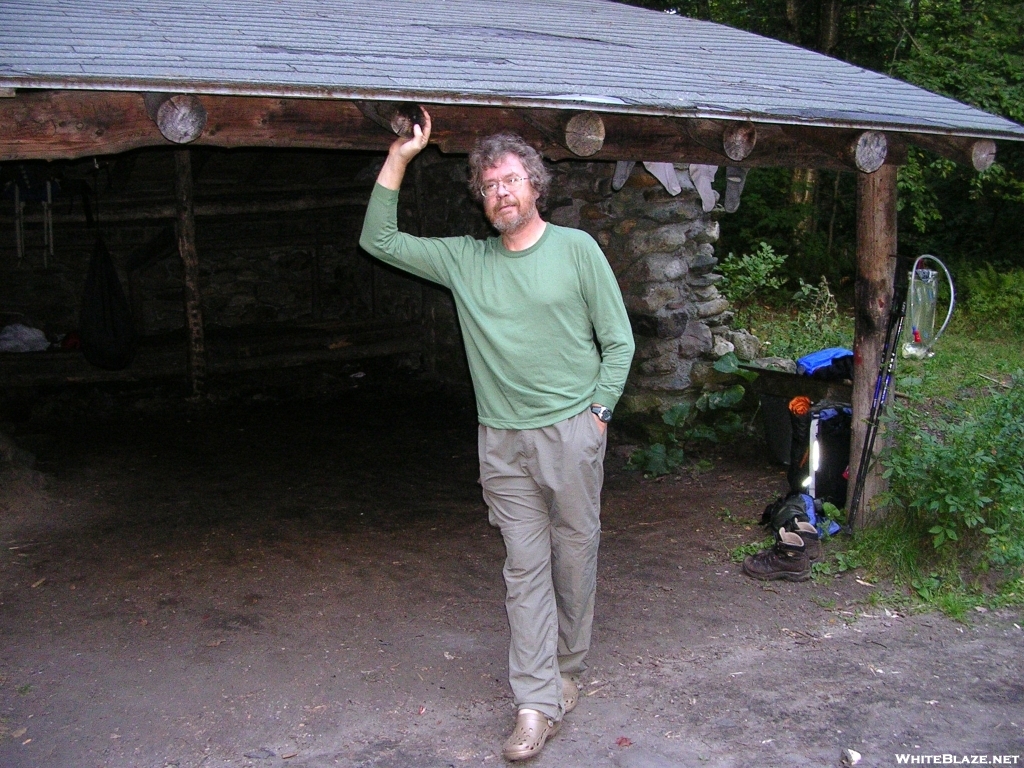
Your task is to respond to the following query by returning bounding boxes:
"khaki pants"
[478,409,607,721]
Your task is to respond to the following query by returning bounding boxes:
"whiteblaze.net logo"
[894,756,1021,765]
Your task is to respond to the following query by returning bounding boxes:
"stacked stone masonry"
[545,162,760,416]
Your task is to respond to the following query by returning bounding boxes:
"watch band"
[590,404,612,423]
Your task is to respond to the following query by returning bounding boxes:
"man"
[359,109,635,762]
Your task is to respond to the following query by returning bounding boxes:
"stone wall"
[545,161,759,418]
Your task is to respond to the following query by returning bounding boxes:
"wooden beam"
[0,91,392,160]
[0,89,914,169]
[907,133,997,171]
[1,191,371,225]
[1,90,161,160]
[685,118,757,161]
[723,121,758,161]
[0,323,421,387]
[783,126,889,172]
[509,112,859,168]
[848,164,898,527]
[144,93,208,144]
[174,149,207,399]
[520,110,606,157]
[354,100,424,138]
[564,111,606,157]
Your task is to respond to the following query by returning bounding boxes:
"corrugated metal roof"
[2,0,1022,141]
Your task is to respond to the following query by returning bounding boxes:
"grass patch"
[894,313,1021,400]
[730,538,772,563]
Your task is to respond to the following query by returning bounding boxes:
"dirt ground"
[1,371,1022,768]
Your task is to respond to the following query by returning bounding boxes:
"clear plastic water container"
[902,268,938,359]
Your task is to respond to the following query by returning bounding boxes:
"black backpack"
[760,492,823,531]
[80,235,137,371]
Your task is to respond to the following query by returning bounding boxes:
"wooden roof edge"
[3,78,1023,142]
[0,88,1015,173]
[2,75,1024,141]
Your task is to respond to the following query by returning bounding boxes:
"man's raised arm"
[376,109,432,190]
[359,108,454,286]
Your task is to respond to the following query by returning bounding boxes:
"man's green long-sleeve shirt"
[359,184,635,430]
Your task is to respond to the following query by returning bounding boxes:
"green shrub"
[718,242,788,302]
[738,276,854,359]
[627,354,756,477]
[880,371,1024,571]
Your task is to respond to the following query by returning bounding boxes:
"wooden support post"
[174,149,207,398]
[848,164,898,526]
[310,241,323,322]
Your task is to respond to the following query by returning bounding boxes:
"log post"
[311,239,323,322]
[848,164,898,526]
[174,149,207,398]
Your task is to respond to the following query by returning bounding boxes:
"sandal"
[562,675,579,714]
[502,708,561,761]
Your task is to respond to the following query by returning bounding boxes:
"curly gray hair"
[468,133,551,206]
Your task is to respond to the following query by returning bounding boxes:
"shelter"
[2,0,1024,523]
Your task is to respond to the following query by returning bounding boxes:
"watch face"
[591,406,611,422]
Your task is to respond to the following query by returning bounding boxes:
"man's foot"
[562,675,579,714]
[502,708,561,762]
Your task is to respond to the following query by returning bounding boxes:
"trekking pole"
[846,254,911,532]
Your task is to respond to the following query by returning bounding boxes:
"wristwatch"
[590,404,612,423]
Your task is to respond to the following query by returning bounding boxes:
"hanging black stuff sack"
[80,234,136,370]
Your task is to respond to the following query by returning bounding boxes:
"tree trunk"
[786,0,801,41]
[848,164,898,526]
[826,170,842,257]
[791,168,818,238]
[817,0,843,54]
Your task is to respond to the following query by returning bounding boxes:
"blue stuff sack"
[797,347,853,376]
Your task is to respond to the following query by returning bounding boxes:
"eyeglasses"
[480,174,528,198]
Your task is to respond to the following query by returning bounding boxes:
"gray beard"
[489,203,536,236]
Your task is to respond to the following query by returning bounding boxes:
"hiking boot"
[793,520,822,563]
[742,529,811,582]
